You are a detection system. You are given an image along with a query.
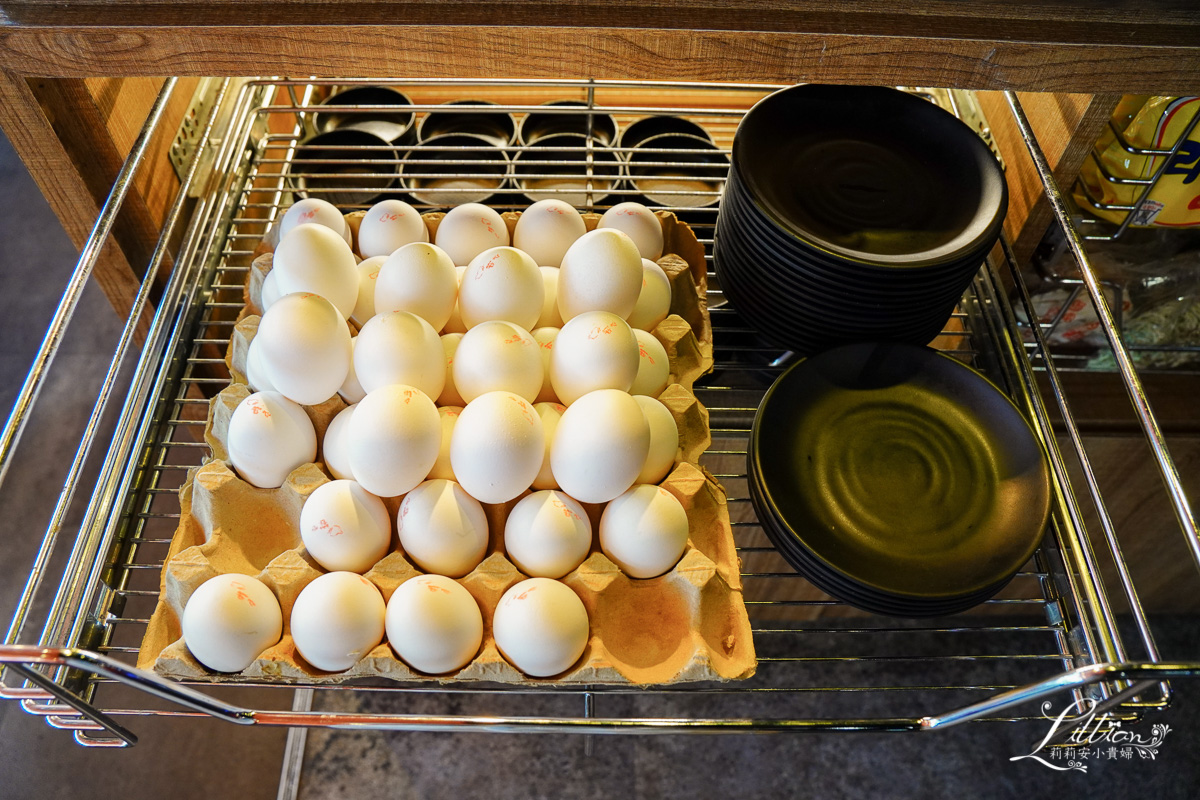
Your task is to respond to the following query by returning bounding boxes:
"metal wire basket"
[1,79,1196,752]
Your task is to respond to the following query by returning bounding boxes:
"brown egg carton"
[249,209,713,369]
[140,457,751,685]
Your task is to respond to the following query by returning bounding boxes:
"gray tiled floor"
[1,128,1198,800]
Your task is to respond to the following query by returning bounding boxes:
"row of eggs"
[183,571,589,679]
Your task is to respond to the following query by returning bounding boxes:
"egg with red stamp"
[557,227,644,321]
[458,246,544,331]
[626,258,672,331]
[353,311,445,399]
[493,578,589,677]
[386,574,483,674]
[346,384,441,498]
[450,391,545,504]
[550,388,650,503]
[629,329,670,397]
[299,479,392,573]
[512,199,586,268]
[549,310,639,405]
[531,327,560,403]
[350,255,386,328]
[504,490,592,579]
[181,573,283,673]
[428,405,462,482]
[396,478,489,578]
[227,390,317,489]
[599,484,689,579]
[357,199,429,258]
[373,242,458,332]
[452,320,543,403]
[434,202,509,266]
[290,572,386,672]
[255,292,352,406]
[598,201,664,260]
[633,395,679,485]
[272,222,360,319]
[531,401,566,490]
[279,197,352,247]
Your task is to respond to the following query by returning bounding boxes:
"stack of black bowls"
[748,342,1051,617]
[715,84,1008,354]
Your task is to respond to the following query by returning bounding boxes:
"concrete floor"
[0,129,1198,800]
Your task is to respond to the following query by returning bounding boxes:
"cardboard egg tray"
[138,210,756,685]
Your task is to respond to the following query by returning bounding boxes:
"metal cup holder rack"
[1,79,1198,751]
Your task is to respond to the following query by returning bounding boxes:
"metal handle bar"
[2,644,1196,744]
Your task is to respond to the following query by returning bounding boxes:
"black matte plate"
[749,342,1050,599]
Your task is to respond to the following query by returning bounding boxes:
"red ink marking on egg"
[587,323,616,340]
[541,339,554,350]
[444,407,460,417]
[503,334,525,345]
[248,399,272,418]
[549,207,564,215]
[380,211,404,222]
[514,586,537,601]
[638,344,654,364]
[553,403,566,413]
[402,389,414,405]
[480,217,497,235]
[368,269,380,280]
[314,518,345,537]
[230,581,257,606]
[508,395,536,425]
[300,210,317,221]
[423,581,452,594]
[552,497,582,521]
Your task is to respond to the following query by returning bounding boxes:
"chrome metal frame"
[0,79,1195,751]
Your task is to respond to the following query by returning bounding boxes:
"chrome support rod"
[1003,91,1200,575]
[0,78,179,492]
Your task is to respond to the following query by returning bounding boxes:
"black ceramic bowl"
[733,84,1007,269]
[289,129,398,207]
[418,100,517,147]
[519,100,619,146]
[400,133,510,207]
[511,133,622,206]
[748,342,1050,613]
[314,86,417,145]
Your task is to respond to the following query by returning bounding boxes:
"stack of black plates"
[748,342,1051,617]
[715,84,1008,354]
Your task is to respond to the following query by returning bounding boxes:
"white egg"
[358,199,429,258]
[599,484,689,578]
[458,246,544,330]
[429,406,461,481]
[322,404,356,481]
[442,266,469,334]
[300,479,392,573]
[256,292,352,406]
[280,198,351,246]
[260,269,282,311]
[452,321,543,403]
[513,200,587,267]
[353,311,445,399]
[627,259,672,331]
[536,266,564,328]
[557,228,643,321]
[374,242,458,332]
[338,337,367,404]
[438,333,467,406]
[531,327,560,403]
[347,384,441,497]
[351,256,386,328]
[634,395,679,485]
[182,573,282,673]
[504,491,592,578]
[397,479,489,577]
[245,334,277,393]
[549,311,639,405]
[493,578,588,677]
[550,389,650,503]
[290,572,386,672]
[598,202,664,260]
[450,391,545,504]
[630,329,670,397]
[386,574,483,674]
[273,223,360,319]
[434,203,509,266]
[531,401,566,490]
[227,391,317,488]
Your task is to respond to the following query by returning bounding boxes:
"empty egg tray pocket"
[138,210,755,685]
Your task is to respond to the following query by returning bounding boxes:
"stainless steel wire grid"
[1,79,1197,750]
